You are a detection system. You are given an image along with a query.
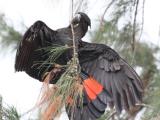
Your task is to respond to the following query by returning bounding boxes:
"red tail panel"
[83,76,103,100]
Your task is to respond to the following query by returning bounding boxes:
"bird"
[15,12,90,83]
[15,12,143,120]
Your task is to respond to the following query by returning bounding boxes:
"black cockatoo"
[15,12,143,120]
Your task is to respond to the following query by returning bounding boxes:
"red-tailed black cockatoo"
[15,12,143,120]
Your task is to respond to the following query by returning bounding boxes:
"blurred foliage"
[142,73,160,120]
[2,106,20,120]
[98,111,112,120]
[0,96,20,120]
[90,0,160,119]
[0,13,22,50]
[91,16,160,120]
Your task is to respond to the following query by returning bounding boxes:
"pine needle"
[36,1,82,118]
[37,58,83,120]
[35,40,82,120]
[34,45,70,76]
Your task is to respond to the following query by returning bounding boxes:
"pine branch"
[36,1,83,119]
[35,45,70,74]
[38,60,83,119]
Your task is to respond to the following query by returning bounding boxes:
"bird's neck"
[69,22,88,40]
[77,21,88,37]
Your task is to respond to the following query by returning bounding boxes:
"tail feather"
[66,75,112,120]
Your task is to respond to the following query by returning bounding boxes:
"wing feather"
[78,42,143,118]
[15,21,56,80]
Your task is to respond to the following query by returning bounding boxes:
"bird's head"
[71,12,91,37]
[72,12,91,28]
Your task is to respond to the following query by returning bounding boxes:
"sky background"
[0,0,160,119]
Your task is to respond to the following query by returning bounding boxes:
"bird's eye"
[71,19,79,27]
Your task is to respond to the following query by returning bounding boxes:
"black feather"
[15,13,143,120]
[78,41,143,117]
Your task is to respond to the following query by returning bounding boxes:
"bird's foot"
[41,64,63,83]
[42,72,49,81]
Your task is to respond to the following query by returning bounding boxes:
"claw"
[41,64,63,83]
[42,72,49,81]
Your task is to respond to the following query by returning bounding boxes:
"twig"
[130,0,140,65]
[70,0,79,67]
[136,103,153,109]
[132,0,139,52]
[131,0,145,65]
[71,24,77,64]
[100,0,116,29]
[138,0,146,41]
[75,0,84,13]
[106,111,117,120]
[71,0,74,19]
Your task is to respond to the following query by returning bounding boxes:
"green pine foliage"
[2,106,20,120]
[0,13,22,49]
[142,73,160,120]
[89,0,160,119]
[0,96,20,120]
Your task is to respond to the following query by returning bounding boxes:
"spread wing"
[67,42,144,120]
[15,21,57,80]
